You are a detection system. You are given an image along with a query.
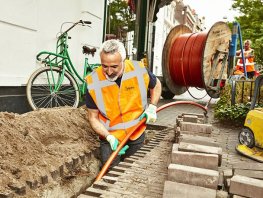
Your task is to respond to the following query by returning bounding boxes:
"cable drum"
[162,22,232,98]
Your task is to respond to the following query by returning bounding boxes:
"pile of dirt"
[0,107,99,197]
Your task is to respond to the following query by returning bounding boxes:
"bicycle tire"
[26,66,79,110]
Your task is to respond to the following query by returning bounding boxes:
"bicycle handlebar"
[80,20,91,25]
[58,20,91,39]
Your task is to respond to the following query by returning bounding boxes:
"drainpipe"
[133,0,148,61]
[102,0,108,42]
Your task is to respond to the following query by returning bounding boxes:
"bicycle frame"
[36,20,99,98]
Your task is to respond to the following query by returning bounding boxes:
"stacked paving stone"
[163,113,229,198]
[222,163,263,198]
[79,126,174,198]
[79,112,263,198]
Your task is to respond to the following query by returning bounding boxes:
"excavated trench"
[0,107,166,198]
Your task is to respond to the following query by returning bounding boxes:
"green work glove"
[139,104,157,123]
[106,134,119,151]
[118,145,129,156]
[106,135,129,155]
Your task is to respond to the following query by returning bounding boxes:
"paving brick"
[142,145,154,149]
[123,158,136,163]
[65,160,73,172]
[181,130,211,137]
[26,179,38,190]
[218,172,224,190]
[171,150,218,170]
[183,115,198,123]
[79,153,87,164]
[72,156,80,169]
[102,175,118,184]
[50,168,59,180]
[178,142,222,165]
[7,183,26,195]
[0,191,14,198]
[133,153,146,158]
[84,151,92,160]
[182,113,205,118]
[176,118,182,127]
[168,164,219,189]
[163,181,216,198]
[58,164,64,176]
[233,162,263,171]
[106,171,122,178]
[78,194,96,198]
[226,178,231,191]
[84,187,120,197]
[174,126,181,143]
[118,162,132,168]
[172,143,179,151]
[232,195,246,198]
[216,190,228,198]
[180,122,212,134]
[92,180,139,197]
[180,134,219,147]
[40,175,48,185]
[229,175,263,198]
[234,169,263,180]
[139,147,152,152]
[223,169,233,179]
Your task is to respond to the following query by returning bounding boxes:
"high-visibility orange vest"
[236,49,255,72]
[86,60,150,142]
[233,65,244,75]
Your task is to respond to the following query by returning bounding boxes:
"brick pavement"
[155,99,256,169]
[81,127,174,197]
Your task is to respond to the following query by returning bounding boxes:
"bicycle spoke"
[27,67,79,110]
[57,94,76,106]
[31,85,51,92]
[57,88,76,95]
[33,95,52,108]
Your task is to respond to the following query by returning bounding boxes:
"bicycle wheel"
[27,66,79,110]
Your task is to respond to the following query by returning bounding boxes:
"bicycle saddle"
[83,46,97,56]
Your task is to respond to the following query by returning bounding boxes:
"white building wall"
[0,0,105,86]
[153,1,179,77]
[126,31,134,59]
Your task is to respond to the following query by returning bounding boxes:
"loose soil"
[0,107,100,197]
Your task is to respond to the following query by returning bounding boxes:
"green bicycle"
[26,20,99,110]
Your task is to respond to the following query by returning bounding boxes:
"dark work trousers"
[100,132,145,169]
[247,71,255,79]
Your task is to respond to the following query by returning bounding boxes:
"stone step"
[178,142,222,166]
[180,134,219,147]
[163,181,217,198]
[168,163,219,189]
[234,169,263,180]
[229,175,263,198]
[171,148,218,170]
[179,122,212,134]
[182,115,198,123]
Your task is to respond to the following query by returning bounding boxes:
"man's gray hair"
[244,39,252,45]
[100,39,126,61]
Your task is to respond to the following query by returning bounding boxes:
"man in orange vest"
[234,39,255,79]
[85,39,162,167]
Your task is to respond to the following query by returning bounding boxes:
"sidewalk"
[155,97,257,170]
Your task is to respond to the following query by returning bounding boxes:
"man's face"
[244,41,250,50]
[100,51,124,81]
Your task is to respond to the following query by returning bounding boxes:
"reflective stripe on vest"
[237,49,255,66]
[87,60,148,131]
[237,59,254,66]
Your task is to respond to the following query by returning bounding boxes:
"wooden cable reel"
[162,22,232,98]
